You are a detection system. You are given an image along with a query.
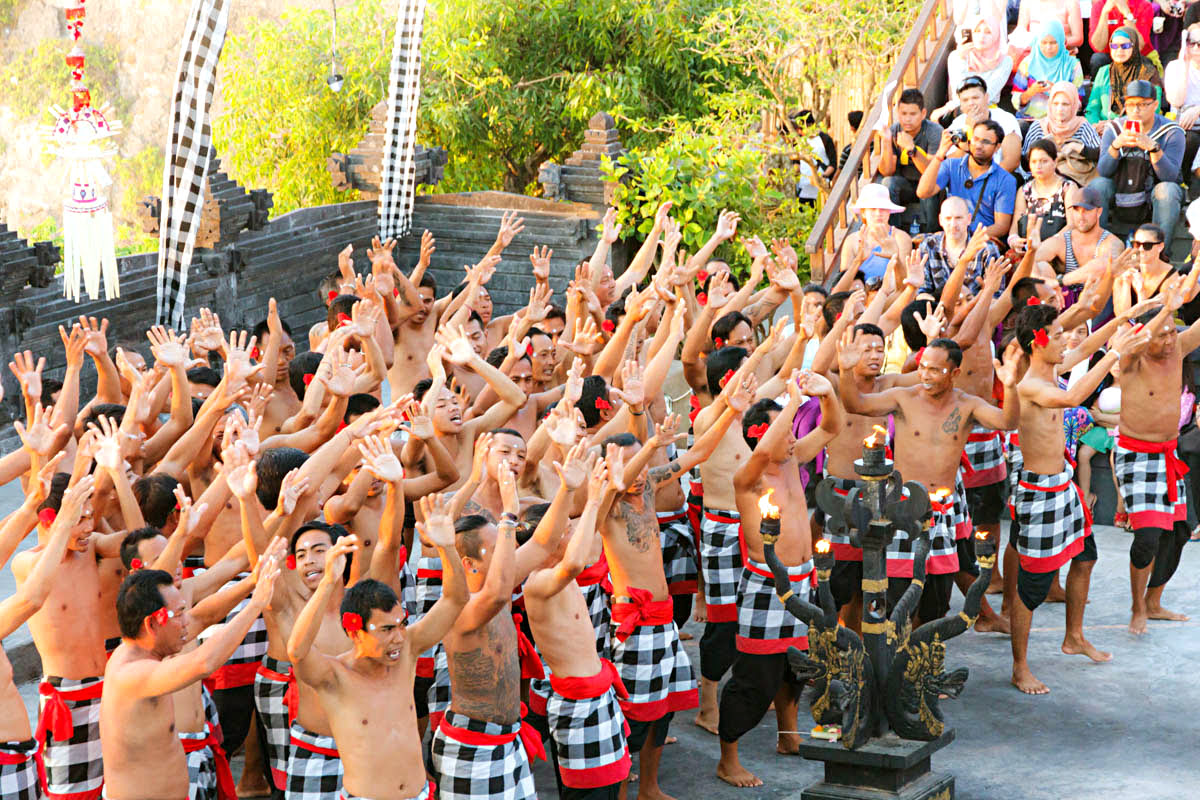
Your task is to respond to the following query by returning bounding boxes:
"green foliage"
[421,0,748,193]
[0,0,22,32]
[0,38,127,122]
[602,115,816,284]
[111,144,162,253]
[213,1,392,215]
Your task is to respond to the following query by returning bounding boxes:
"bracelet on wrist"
[500,511,519,524]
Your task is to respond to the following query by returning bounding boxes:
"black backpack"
[1107,120,1182,224]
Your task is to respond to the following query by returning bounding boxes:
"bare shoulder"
[10,547,38,580]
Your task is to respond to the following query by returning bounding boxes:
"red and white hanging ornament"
[41,0,122,302]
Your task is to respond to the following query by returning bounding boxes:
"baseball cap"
[957,75,988,95]
[1124,80,1155,100]
[1068,184,1105,211]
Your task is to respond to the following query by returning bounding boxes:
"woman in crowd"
[1086,26,1163,128]
[838,183,912,283]
[1023,81,1102,186]
[1164,21,1200,183]
[1009,0,1085,65]
[938,13,1015,122]
[1009,139,1080,254]
[1012,19,1086,119]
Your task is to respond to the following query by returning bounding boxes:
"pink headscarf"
[1044,81,1085,140]
[963,14,1005,73]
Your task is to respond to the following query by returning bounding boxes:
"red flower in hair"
[1033,328,1050,348]
[130,558,144,571]
[286,554,297,570]
[594,397,612,410]
[337,313,352,327]
[835,312,842,322]
[915,347,925,365]
[714,337,724,349]
[696,292,708,306]
[342,612,364,633]
[746,422,769,439]
[151,607,171,626]
[1026,296,1041,306]
[721,369,735,387]
[696,270,709,283]
[250,347,260,360]
[601,319,615,333]
[37,508,56,526]
[302,373,315,387]
[328,290,338,302]
[689,395,701,424]
[393,288,400,298]
[336,422,347,433]
[525,343,534,357]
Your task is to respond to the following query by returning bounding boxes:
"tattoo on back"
[942,407,962,435]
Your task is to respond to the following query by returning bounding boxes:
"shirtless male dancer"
[99,543,282,800]
[838,333,1021,621]
[525,457,631,799]
[0,475,89,800]
[1114,292,1200,634]
[718,372,842,788]
[1009,304,1143,692]
[288,494,468,800]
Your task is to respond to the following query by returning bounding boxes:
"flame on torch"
[975,528,989,541]
[930,487,952,503]
[815,538,831,554]
[759,488,780,519]
[863,424,888,448]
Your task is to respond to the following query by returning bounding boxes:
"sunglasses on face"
[1132,240,1162,250]
[1188,39,1200,47]
[1111,42,1134,51]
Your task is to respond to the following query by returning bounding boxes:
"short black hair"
[601,432,640,449]
[120,526,165,570]
[489,427,525,442]
[116,569,174,638]
[847,110,864,132]
[1010,277,1046,309]
[418,272,437,292]
[517,502,550,545]
[466,309,485,329]
[802,283,828,298]
[186,367,221,388]
[742,398,781,451]
[900,298,936,350]
[83,403,127,431]
[1027,137,1058,162]
[927,337,963,367]
[252,317,295,345]
[577,375,611,428]
[706,346,749,396]
[288,352,323,401]
[341,578,402,630]
[1015,304,1059,354]
[328,294,360,331]
[345,393,380,422]
[822,291,852,331]
[413,378,434,403]
[545,305,566,323]
[486,346,510,368]
[898,88,926,110]
[712,311,753,348]
[256,447,310,510]
[454,514,491,560]
[854,322,886,342]
[132,473,181,529]
[41,378,63,406]
[38,473,71,518]
[973,119,1005,145]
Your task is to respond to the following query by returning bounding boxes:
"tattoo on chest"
[460,500,497,524]
[942,407,962,435]
[611,491,661,554]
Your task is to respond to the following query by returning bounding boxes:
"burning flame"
[815,538,831,554]
[930,487,952,503]
[759,489,780,519]
[863,424,888,448]
[975,528,989,541]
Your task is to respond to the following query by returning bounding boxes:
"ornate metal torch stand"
[761,432,997,800]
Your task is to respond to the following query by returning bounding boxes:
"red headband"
[302,373,315,387]
[696,270,709,282]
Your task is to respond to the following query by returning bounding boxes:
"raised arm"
[360,436,407,590]
[526,458,611,599]
[452,461,519,632]
[407,494,469,655]
[614,202,671,296]
[141,327,196,464]
[836,328,906,416]
[288,535,358,689]
[967,340,1023,431]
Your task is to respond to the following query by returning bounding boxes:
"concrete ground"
[5,506,1197,798]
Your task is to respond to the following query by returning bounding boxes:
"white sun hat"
[853,183,905,215]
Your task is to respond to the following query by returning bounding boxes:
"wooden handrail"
[804,0,955,283]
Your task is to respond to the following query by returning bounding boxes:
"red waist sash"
[549,659,629,701]
[611,588,673,642]
[1117,435,1188,503]
[438,703,546,763]
[180,723,236,800]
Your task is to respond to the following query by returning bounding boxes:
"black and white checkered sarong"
[962,426,1006,488]
[1012,467,1091,572]
[582,580,611,659]
[197,575,268,685]
[179,728,217,800]
[735,558,814,654]
[156,0,229,329]
[547,669,630,789]
[609,619,697,723]
[431,711,536,800]
[37,675,103,799]
[887,491,959,576]
[0,739,38,800]
[286,723,342,800]
[658,509,698,596]
[377,0,428,239]
[255,655,293,791]
[699,509,742,622]
[1114,438,1189,530]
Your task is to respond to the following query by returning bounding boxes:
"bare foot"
[1011,665,1049,695]
[693,710,719,735]
[1045,582,1067,603]
[1129,611,1148,635]
[637,785,679,800]
[716,760,764,788]
[777,732,801,754]
[1062,637,1112,663]
[663,736,678,746]
[1146,605,1189,622]
[974,611,1011,635]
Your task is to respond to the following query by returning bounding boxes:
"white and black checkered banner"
[156,0,228,329]
[377,0,427,240]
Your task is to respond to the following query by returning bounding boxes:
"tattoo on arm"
[648,459,682,487]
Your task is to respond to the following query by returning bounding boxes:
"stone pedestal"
[796,730,956,800]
